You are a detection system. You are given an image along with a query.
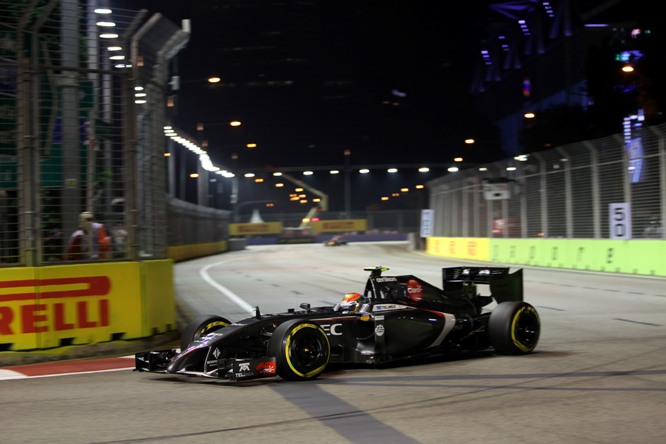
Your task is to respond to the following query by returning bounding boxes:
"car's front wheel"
[488,301,540,355]
[180,314,231,351]
[268,319,330,381]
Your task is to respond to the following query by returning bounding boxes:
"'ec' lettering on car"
[320,323,343,335]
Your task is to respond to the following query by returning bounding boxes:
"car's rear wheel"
[180,314,231,351]
[488,301,540,355]
[268,319,330,381]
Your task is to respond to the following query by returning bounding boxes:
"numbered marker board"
[609,203,632,240]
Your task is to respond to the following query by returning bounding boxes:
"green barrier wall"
[426,238,666,277]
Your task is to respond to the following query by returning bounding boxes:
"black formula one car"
[135,266,540,382]
[324,235,348,246]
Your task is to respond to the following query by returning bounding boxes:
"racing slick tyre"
[180,314,231,351]
[488,301,540,355]
[268,319,331,381]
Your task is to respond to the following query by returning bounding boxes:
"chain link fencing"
[0,0,190,267]
[427,123,665,240]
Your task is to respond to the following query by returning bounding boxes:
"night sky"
[115,0,495,171]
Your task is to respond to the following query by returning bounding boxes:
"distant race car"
[135,265,540,382]
[324,235,348,246]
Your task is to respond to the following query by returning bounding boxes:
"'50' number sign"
[609,203,632,240]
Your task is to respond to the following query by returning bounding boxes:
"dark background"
[116,0,499,170]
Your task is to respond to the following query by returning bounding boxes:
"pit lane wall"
[426,237,666,277]
[0,260,175,352]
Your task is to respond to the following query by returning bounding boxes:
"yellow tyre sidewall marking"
[510,306,539,353]
[285,323,330,378]
[200,321,229,336]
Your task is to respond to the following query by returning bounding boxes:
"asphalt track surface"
[1,242,665,443]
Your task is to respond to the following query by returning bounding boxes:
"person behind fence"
[111,221,127,258]
[66,212,112,260]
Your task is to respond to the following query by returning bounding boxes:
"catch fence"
[427,123,665,240]
[0,1,187,266]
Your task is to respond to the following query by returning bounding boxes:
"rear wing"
[442,266,523,303]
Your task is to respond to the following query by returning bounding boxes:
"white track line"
[0,370,28,380]
[200,261,256,314]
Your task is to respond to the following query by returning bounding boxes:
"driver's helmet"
[338,292,364,313]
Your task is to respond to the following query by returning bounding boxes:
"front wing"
[134,349,278,381]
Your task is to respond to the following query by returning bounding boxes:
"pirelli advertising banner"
[0,260,175,351]
[311,219,367,233]
[229,221,283,236]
